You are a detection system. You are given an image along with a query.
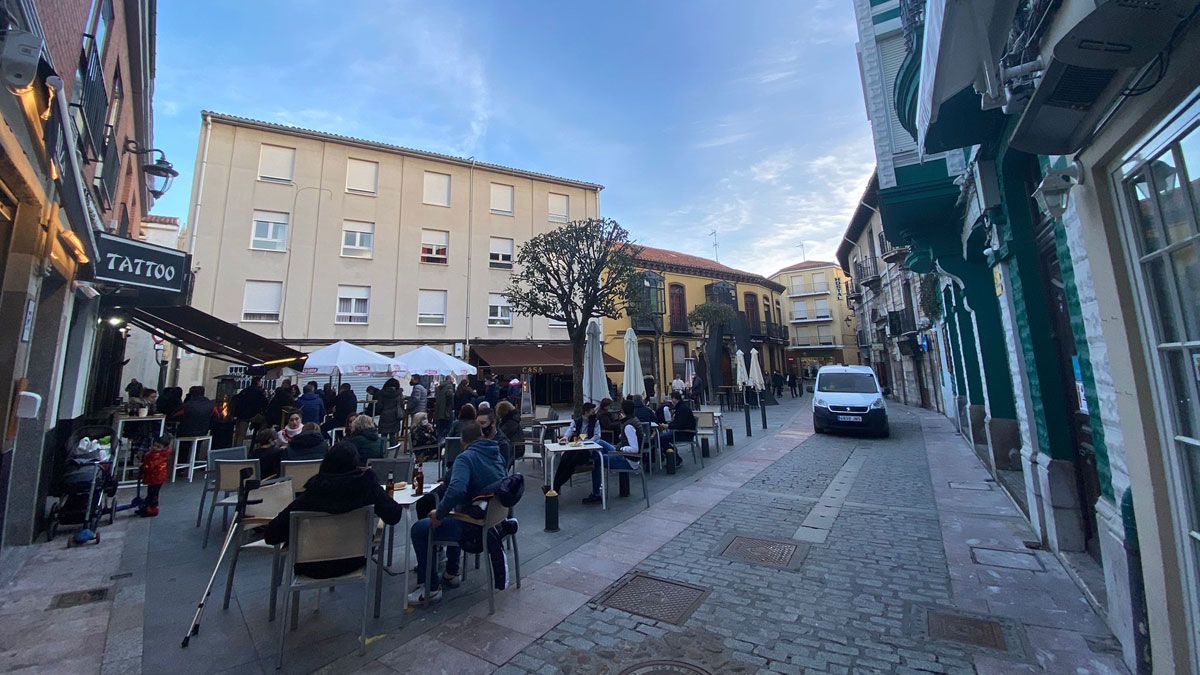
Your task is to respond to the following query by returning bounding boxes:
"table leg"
[401,507,412,612]
[374,524,385,618]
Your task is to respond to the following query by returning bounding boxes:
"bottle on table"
[413,464,424,496]
[386,471,395,497]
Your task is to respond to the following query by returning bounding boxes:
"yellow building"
[605,246,788,399]
[769,260,860,371]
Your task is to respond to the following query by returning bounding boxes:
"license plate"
[837,415,862,422]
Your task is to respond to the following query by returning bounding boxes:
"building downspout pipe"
[188,117,212,257]
[464,158,477,359]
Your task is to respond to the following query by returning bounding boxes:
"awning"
[473,344,623,375]
[121,305,305,367]
[917,0,1019,153]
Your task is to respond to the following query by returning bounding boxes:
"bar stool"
[173,435,212,483]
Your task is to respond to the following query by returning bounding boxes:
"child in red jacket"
[137,434,173,517]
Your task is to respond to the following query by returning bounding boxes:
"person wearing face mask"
[476,412,511,470]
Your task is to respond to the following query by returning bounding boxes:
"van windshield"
[816,372,877,394]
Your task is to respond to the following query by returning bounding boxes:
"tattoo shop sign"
[94,232,189,293]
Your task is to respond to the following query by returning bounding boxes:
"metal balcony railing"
[75,39,108,158]
[899,0,925,52]
[888,308,917,336]
[856,257,881,288]
[789,282,830,296]
[668,315,690,333]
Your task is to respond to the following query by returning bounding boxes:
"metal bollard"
[544,489,560,532]
[725,427,734,446]
[744,402,752,438]
[701,437,710,458]
[761,400,768,430]
[665,446,677,474]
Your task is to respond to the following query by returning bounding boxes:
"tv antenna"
[709,229,719,262]
[796,241,807,262]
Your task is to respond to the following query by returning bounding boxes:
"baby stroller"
[46,425,117,545]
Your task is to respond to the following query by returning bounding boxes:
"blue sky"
[150,0,875,275]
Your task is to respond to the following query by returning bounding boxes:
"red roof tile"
[143,214,180,226]
[771,260,838,276]
[632,245,783,290]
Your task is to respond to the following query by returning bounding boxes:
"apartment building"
[183,112,601,387]
[769,260,858,370]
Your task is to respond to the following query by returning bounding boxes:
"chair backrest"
[534,405,551,419]
[443,437,463,470]
[330,427,346,443]
[386,442,404,458]
[367,457,414,483]
[215,459,260,492]
[280,460,322,490]
[695,411,715,428]
[482,498,510,530]
[245,478,295,520]
[289,507,374,565]
[699,405,720,414]
[207,446,248,472]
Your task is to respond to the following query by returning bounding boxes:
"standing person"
[233,377,268,440]
[483,376,501,408]
[671,374,686,396]
[178,386,216,438]
[506,378,522,407]
[434,378,455,438]
[496,400,524,460]
[265,379,295,430]
[136,434,173,517]
[321,383,337,411]
[771,370,785,398]
[406,375,428,419]
[333,383,358,428]
[691,372,706,405]
[295,383,326,424]
[375,378,403,442]
[454,380,475,412]
[787,371,799,398]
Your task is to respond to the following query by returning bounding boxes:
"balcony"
[788,282,829,297]
[667,315,690,334]
[790,313,833,325]
[74,38,108,159]
[788,335,841,349]
[888,307,918,337]
[760,322,788,343]
[894,0,924,145]
[856,257,882,292]
[879,243,911,266]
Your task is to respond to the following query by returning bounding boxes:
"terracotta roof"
[771,260,838,276]
[632,245,785,291]
[203,111,604,191]
[143,214,179,226]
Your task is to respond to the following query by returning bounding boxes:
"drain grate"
[619,661,713,675]
[598,573,710,625]
[909,605,1028,658]
[50,587,109,609]
[717,535,808,570]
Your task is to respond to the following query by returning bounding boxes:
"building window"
[817,326,834,345]
[251,210,289,251]
[792,300,807,320]
[490,183,514,215]
[743,292,761,332]
[489,237,514,269]
[90,0,113,57]
[814,299,830,318]
[775,299,783,324]
[547,317,567,329]
[790,276,804,295]
[346,158,378,194]
[763,296,772,323]
[668,284,687,332]
[420,229,449,264]
[423,171,451,206]
[548,192,569,223]
[671,343,687,380]
[258,145,295,182]
[242,280,282,322]
[417,290,447,325]
[341,220,374,258]
[811,272,828,293]
[638,340,655,378]
[488,293,512,327]
[335,285,370,324]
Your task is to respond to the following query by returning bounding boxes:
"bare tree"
[504,218,642,410]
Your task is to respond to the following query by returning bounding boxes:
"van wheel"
[877,425,890,438]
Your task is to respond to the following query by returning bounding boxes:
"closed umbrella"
[301,340,393,375]
[748,348,766,391]
[684,357,696,389]
[734,349,749,389]
[582,320,609,405]
[622,328,645,399]
[390,345,476,377]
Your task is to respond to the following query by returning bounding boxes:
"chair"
[221,477,295,620]
[440,437,463,481]
[366,457,414,485]
[279,460,321,493]
[196,446,250,528]
[203,459,261,548]
[534,405,551,419]
[276,507,376,669]
[385,442,404,459]
[427,500,521,615]
[600,445,650,511]
[173,435,213,483]
[695,412,721,455]
[330,427,346,444]
[673,427,702,468]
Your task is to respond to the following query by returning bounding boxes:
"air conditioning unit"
[1011,0,1198,154]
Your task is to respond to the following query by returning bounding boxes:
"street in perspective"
[1,1,1199,673]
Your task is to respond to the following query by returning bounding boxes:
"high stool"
[173,435,212,482]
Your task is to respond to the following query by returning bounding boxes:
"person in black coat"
[484,376,501,408]
[264,443,403,578]
[177,386,215,438]
[285,423,330,461]
[375,378,403,439]
[156,386,184,418]
[333,384,358,428]
[787,372,799,398]
[233,379,267,422]
[265,380,295,430]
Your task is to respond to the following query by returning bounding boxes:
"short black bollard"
[701,437,711,458]
[665,447,677,474]
[761,399,768,430]
[725,427,734,446]
[544,489,560,532]
[744,401,753,438]
[618,473,630,497]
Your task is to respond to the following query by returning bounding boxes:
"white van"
[811,365,889,437]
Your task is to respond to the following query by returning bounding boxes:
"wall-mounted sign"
[94,232,189,294]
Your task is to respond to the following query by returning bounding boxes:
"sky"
[150,0,875,276]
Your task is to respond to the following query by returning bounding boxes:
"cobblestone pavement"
[496,406,1128,675]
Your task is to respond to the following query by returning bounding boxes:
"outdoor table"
[542,440,602,488]
[375,483,425,616]
[111,414,167,488]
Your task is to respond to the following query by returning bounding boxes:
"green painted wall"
[953,287,986,405]
[943,287,968,396]
[938,257,1018,419]
[872,7,900,23]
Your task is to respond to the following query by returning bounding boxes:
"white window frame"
[812,272,828,293]
[490,183,514,216]
[341,220,374,259]
[489,237,514,270]
[241,280,282,322]
[250,210,289,251]
[792,301,807,321]
[814,299,831,319]
[345,157,379,194]
[417,289,448,326]
[488,293,512,327]
[423,171,451,207]
[257,144,295,182]
[335,285,371,325]
[420,229,449,265]
[548,192,569,223]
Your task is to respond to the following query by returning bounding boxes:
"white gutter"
[464,157,477,356]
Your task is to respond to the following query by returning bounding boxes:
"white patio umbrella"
[734,349,749,389]
[301,340,393,375]
[748,348,766,391]
[390,345,476,378]
[684,357,696,389]
[622,328,646,399]
[582,320,609,405]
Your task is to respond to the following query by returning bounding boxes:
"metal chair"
[203,459,261,548]
[600,443,650,511]
[279,460,321,493]
[330,427,346,444]
[427,499,521,614]
[366,457,414,485]
[671,426,703,468]
[196,447,249,528]
[173,435,213,483]
[276,507,376,669]
[221,477,294,621]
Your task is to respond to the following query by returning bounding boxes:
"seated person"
[346,413,387,464]
[277,413,304,445]
[598,397,623,436]
[408,421,506,604]
[249,429,284,478]
[477,412,511,469]
[264,443,402,578]
[284,422,328,461]
[409,412,439,463]
[657,392,694,467]
[631,396,657,426]
[546,403,619,505]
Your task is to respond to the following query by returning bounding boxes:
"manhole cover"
[927,610,1008,650]
[598,573,710,625]
[619,661,713,675]
[713,533,808,570]
[50,588,109,609]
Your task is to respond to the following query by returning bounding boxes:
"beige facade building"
[769,260,859,371]
[182,112,601,386]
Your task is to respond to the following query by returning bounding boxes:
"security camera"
[1033,161,1083,219]
[2,29,41,94]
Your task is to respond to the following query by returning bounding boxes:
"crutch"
[182,468,261,648]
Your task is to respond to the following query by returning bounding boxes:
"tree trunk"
[570,335,586,415]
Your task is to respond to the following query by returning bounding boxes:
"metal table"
[542,441,602,488]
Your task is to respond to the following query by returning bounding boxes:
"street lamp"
[124,139,179,198]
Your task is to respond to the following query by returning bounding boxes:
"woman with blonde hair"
[346,412,387,463]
